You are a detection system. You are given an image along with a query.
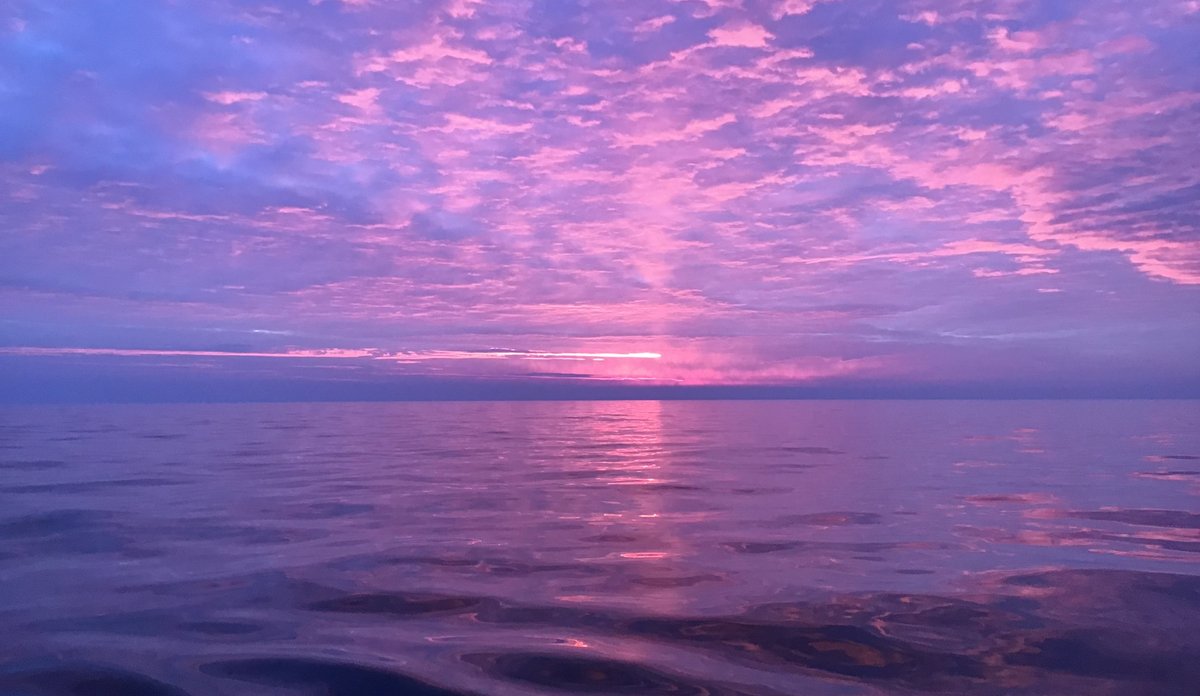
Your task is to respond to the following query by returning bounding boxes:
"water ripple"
[1,400,1198,695]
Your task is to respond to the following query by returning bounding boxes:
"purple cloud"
[1,0,1197,397]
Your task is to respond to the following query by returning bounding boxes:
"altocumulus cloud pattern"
[1,0,1198,397]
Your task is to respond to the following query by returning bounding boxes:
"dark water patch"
[409,447,498,458]
[964,494,1044,504]
[1002,629,1199,684]
[66,426,122,434]
[293,502,375,519]
[542,468,645,481]
[308,592,484,617]
[628,616,984,684]
[582,533,641,543]
[1135,574,1200,603]
[227,447,281,458]
[178,620,264,636]
[34,611,272,641]
[0,509,117,538]
[730,486,794,494]
[633,482,704,492]
[781,446,844,455]
[149,520,324,545]
[1070,508,1200,529]
[460,573,1200,689]
[771,512,883,527]
[237,527,328,545]
[631,573,724,588]
[474,602,622,632]
[159,523,328,546]
[856,594,1039,654]
[138,432,186,440]
[382,554,482,568]
[1157,454,1199,460]
[201,658,476,696]
[470,573,1200,688]
[720,541,798,554]
[0,458,66,470]
[375,554,608,578]
[614,588,1194,689]
[1000,569,1200,618]
[1008,568,1166,589]
[476,560,602,576]
[35,611,177,637]
[465,652,756,695]
[2,478,183,494]
[0,662,190,696]
[127,571,323,610]
[721,540,953,555]
[958,523,1200,555]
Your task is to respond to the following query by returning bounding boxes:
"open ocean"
[1,400,1198,695]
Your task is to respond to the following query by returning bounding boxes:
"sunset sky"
[2,0,1198,400]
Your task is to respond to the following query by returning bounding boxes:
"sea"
[1,400,1198,695]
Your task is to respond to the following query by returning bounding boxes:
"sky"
[1,0,1198,401]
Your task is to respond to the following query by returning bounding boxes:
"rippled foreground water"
[1,401,1199,695]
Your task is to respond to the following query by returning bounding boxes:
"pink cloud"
[634,15,676,35]
[707,22,773,48]
[203,91,268,105]
[771,0,818,20]
[335,87,381,112]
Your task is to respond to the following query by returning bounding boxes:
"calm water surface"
[1,400,1198,695]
